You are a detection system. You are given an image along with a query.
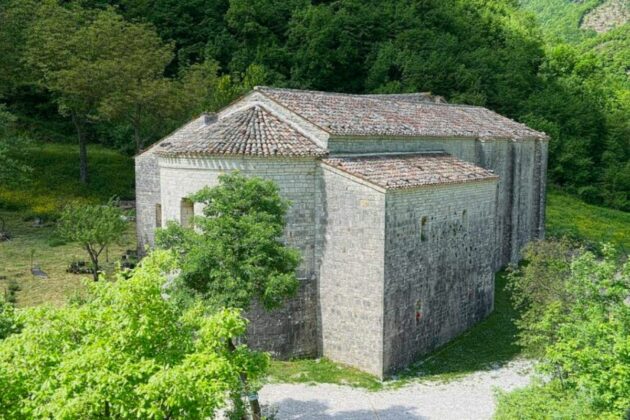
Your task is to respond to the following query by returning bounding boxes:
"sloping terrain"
[519,0,604,41]
[581,0,630,33]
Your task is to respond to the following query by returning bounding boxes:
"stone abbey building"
[136,87,548,377]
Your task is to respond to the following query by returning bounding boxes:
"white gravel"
[259,360,534,420]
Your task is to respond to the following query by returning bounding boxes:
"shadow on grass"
[395,270,522,383]
[268,271,522,389]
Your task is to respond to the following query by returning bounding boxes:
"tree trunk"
[133,106,143,153]
[133,123,143,154]
[228,339,262,420]
[86,246,100,282]
[72,112,89,184]
[79,131,88,184]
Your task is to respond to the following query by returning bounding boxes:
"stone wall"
[382,180,498,374]
[134,150,161,252]
[319,167,386,377]
[156,155,322,358]
[328,136,547,268]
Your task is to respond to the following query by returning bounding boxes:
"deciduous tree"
[57,199,128,281]
[0,251,269,418]
[157,172,300,419]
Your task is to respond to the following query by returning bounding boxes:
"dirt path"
[260,360,533,419]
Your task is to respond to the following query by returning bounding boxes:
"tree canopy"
[157,172,301,311]
[57,199,129,281]
[0,251,269,419]
[499,241,630,418]
[0,0,627,208]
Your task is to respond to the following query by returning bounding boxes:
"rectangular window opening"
[155,204,162,228]
[180,198,194,228]
[420,216,428,242]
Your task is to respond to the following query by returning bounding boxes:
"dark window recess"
[420,216,428,242]
[180,198,194,228]
[155,204,162,228]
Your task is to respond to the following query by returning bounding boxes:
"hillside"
[519,0,630,41]
[582,0,630,33]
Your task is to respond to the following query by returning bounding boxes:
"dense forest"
[0,0,628,210]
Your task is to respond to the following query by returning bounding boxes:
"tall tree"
[25,3,177,180]
[91,13,177,152]
[157,172,300,419]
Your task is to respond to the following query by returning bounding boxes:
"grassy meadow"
[0,143,134,218]
[1,143,628,387]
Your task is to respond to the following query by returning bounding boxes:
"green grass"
[546,189,630,251]
[268,358,384,391]
[0,143,136,306]
[0,143,134,218]
[0,210,136,307]
[269,190,629,388]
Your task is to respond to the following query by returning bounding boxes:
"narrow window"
[155,204,162,228]
[415,300,423,325]
[420,216,428,242]
[180,198,194,228]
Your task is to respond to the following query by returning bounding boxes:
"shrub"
[499,242,630,418]
[0,295,18,339]
[0,251,269,418]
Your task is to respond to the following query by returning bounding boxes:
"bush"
[0,295,18,339]
[499,241,630,418]
[0,251,269,418]
[495,381,606,420]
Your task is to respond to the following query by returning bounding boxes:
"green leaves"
[0,251,269,419]
[503,241,630,418]
[157,172,301,311]
[57,199,129,280]
[0,295,18,340]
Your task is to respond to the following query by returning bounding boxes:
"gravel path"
[260,360,534,420]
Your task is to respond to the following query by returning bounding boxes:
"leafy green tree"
[157,172,300,419]
[0,0,40,97]
[157,172,300,310]
[90,13,178,152]
[57,199,129,281]
[0,295,18,340]
[25,3,177,180]
[507,238,582,356]
[0,251,269,418]
[500,241,630,418]
[181,61,270,113]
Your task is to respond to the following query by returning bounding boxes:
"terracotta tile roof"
[256,87,546,140]
[156,105,326,157]
[323,153,498,190]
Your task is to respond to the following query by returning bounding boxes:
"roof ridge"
[156,103,327,158]
[254,85,493,110]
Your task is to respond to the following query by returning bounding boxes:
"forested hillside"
[0,0,628,210]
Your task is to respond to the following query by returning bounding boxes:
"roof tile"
[156,105,326,157]
[323,153,498,190]
[256,87,546,140]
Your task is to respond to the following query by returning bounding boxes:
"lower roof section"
[322,152,498,191]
